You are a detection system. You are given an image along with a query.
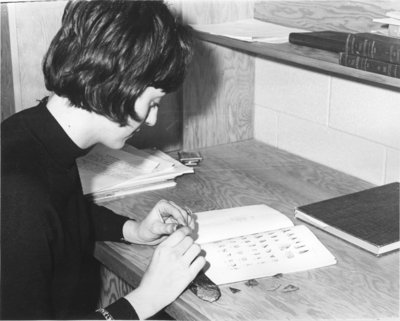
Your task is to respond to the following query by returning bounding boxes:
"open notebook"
[194,205,336,285]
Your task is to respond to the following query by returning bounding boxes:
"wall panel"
[181,0,255,150]
[254,0,400,32]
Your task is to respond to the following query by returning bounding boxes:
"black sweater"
[1,99,139,319]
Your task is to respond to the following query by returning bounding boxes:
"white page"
[373,17,400,26]
[191,18,307,43]
[93,180,177,202]
[110,148,194,190]
[77,144,160,193]
[194,204,293,244]
[109,146,179,190]
[201,225,337,285]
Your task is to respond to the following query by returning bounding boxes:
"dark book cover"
[345,33,400,64]
[339,52,400,78]
[295,182,400,255]
[289,31,350,52]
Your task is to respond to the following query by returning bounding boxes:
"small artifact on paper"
[282,284,299,292]
[245,279,259,287]
[229,287,241,294]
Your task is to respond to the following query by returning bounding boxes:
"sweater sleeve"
[87,201,132,241]
[2,180,55,319]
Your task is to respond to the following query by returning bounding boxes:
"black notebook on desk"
[294,182,400,256]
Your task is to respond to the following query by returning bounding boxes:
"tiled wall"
[254,58,400,185]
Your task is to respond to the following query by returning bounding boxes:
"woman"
[1,0,205,319]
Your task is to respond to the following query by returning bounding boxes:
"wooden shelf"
[196,31,400,90]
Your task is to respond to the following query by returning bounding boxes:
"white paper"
[195,204,293,244]
[93,180,177,202]
[191,19,307,43]
[201,225,336,285]
[194,205,336,285]
[386,11,400,20]
[373,17,400,26]
[77,145,160,193]
[77,145,192,195]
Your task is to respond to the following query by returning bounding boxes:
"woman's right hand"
[125,226,206,319]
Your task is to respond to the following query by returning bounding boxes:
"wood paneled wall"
[7,1,67,112]
[181,1,255,150]
[1,4,14,121]
[254,0,400,32]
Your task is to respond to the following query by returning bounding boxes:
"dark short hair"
[43,0,193,125]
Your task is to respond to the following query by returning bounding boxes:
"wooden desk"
[95,140,399,320]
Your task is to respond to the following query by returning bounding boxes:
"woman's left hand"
[122,199,194,245]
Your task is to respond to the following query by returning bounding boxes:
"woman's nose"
[145,105,158,127]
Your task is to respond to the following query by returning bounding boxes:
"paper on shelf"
[373,17,400,26]
[191,18,307,43]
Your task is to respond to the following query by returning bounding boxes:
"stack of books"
[289,30,400,78]
[339,32,400,78]
[77,144,194,201]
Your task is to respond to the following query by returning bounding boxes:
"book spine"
[339,53,400,78]
[345,34,400,64]
[288,34,346,52]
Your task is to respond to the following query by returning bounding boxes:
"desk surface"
[95,140,399,320]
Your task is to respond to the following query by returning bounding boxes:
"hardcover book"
[345,33,400,64]
[288,31,350,52]
[339,52,400,78]
[295,183,400,256]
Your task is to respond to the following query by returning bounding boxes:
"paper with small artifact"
[195,205,336,285]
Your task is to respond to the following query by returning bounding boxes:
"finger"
[159,226,191,247]
[182,243,202,266]
[174,235,194,256]
[152,221,179,236]
[158,200,189,226]
[189,256,207,278]
[168,201,191,226]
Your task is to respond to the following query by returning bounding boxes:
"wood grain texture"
[183,41,254,150]
[181,0,255,150]
[10,1,66,111]
[95,139,399,320]
[254,0,400,32]
[98,265,133,309]
[1,4,15,121]
[181,0,254,25]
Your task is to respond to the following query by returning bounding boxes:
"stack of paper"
[191,18,307,43]
[77,144,193,201]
